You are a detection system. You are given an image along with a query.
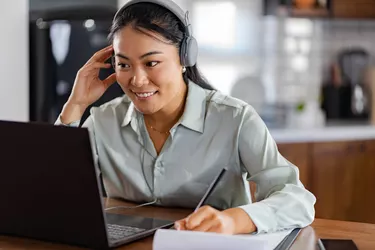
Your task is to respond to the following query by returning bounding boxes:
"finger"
[206,223,224,234]
[174,219,187,231]
[78,63,111,77]
[190,218,218,232]
[86,45,113,64]
[102,73,117,88]
[186,206,215,229]
[88,62,112,69]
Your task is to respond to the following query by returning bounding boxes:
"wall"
[0,1,29,122]
[259,17,375,105]
[117,0,188,11]
[117,1,371,107]
[3,0,370,122]
[30,0,117,11]
[259,16,323,104]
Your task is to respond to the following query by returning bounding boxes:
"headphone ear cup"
[180,36,198,67]
[180,37,188,67]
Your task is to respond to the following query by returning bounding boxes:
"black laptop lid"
[0,120,109,249]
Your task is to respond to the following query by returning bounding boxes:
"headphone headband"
[114,0,192,37]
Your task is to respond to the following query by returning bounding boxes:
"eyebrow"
[115,51,163,60]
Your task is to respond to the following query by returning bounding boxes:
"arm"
[53,45,115,196]
[237,105,316,233]
[175,105,315,234]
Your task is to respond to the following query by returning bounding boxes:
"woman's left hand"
[174,205,257,234]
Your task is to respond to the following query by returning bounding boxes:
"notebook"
[153,227,301,250]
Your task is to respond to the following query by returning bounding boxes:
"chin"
[133,103,160,115]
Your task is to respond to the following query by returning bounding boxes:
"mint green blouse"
[55,81,316,234]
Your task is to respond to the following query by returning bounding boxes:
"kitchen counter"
[270,124,375,143]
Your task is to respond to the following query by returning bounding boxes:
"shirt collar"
[179,81,207,133]
[121,101,137,127]
[121,81,208,134]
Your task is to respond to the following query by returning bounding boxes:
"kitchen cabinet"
[277,139,375,224]
[277,143,311,190]
[332,0,375,19]
[311,140,368,222]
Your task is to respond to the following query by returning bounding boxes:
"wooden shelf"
[291,7,330,18]
[264,0,375,19]
[263,0,332,19]
[332,0,375,19]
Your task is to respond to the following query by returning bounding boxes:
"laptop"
[0,120,226,249]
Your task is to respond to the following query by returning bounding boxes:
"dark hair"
[108,3,214,90]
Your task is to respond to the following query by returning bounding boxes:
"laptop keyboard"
[107,224,146,241]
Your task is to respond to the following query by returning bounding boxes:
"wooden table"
[1,198,375,249]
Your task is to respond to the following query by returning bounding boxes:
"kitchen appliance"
[321,48,371,120]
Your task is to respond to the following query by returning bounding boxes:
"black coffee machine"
[321,48,371,120]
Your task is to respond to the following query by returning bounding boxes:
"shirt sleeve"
[54,115,80,127]
[237,105,316,234]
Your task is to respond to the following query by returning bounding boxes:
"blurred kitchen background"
[2,0,375,224]
[2,0,375,129]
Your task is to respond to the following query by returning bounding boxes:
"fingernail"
[175,223,180,230]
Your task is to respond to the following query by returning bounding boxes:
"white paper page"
[153,228,294,250]
[246,229,295,249]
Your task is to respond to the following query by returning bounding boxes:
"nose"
[130,68,149,87]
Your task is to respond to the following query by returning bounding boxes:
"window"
[193,1,236,49]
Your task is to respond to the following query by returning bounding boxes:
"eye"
[117,63,130,69]
[146,61,160,67]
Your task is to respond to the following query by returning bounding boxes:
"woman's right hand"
[60,45,117,124]
[69,45,116,108]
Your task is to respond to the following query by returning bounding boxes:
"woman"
[56,0,315,235]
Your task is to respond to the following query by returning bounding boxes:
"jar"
[294,0,316,9]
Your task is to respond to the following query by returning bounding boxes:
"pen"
[170,168,227,230]
[317,238,326,250]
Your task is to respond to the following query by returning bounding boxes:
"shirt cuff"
[238,202,293,234]
[54,115,80,127]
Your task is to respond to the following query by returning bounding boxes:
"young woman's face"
[112,25,186,115]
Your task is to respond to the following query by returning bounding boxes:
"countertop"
[269,122,375,143]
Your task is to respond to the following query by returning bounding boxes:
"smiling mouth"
[132,90,158,99]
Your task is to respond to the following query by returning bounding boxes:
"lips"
[131,90,158,99]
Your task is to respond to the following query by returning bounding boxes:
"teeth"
[135,92,156,98]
